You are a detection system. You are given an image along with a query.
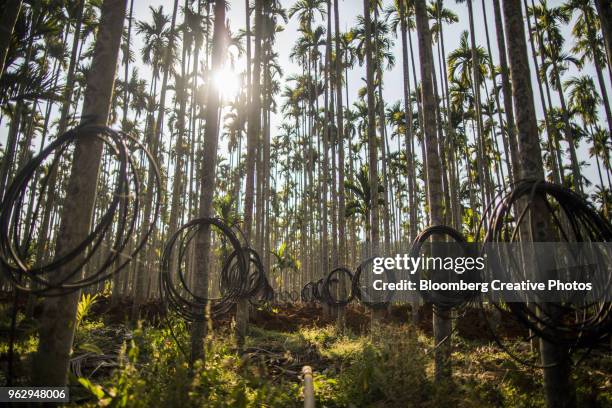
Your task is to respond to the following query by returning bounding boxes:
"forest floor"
[0,299,611,407]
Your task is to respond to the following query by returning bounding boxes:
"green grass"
[1,309,610,407]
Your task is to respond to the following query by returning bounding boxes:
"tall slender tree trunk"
[121,0,135,131]
[580,3,612,138]
[363,0,379,254]
[167,0,189,239]
[0,9,39,201]
[331,0,347,328]
[191,0,226,364]
[372,7,392,255]
[524,0,582,192]
[552,64,582,192]
[327,0,338,274]
[322,43,331,279]
[363,0,384,323]
[132,0,179,321]
[188,0,203,219]
[399,0,417,242]
[164,0,191,309]
[466,0,491,211]
[531,0,582,191]
[333,0,346,267]
[31,0,127,387]
[241,0,263,340]
[262,46,272,279]
[415,0,449,382]
[37,0,85,259]
[502,1,576,406]
[480,0,512,185]
[30,0,86,310]
[523,0,562,184]
[492,0,520,181]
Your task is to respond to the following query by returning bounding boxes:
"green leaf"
[78,377,106,400]
[78,343,104,355]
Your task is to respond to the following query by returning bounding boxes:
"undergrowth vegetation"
[1,304,611,407]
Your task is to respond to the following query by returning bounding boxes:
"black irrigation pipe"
[159,217,274,353]
[408,225,481,316]
[301,281,315,302]
[0,124,161,295]
[351,257,395,309]
[0,124,161,385]
[221,247,271,303]
[300,278,328,304]
[322,267,353,307]
[4,145,610,374]
[159,217,247,322]
[475,179,612,367]
[271,290,299,303]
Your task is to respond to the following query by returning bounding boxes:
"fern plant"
[76,293,99,330]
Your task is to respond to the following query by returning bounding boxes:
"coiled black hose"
[352,257,395,309]
[221,248,266,299]
[301,279,328,304]
[0,124,161,385]
[408,225,481,313]
[221,246,274,306]
[322,266,353,306]
[159,218,247,321]
[272,290,298,303]
[160,217,274,321]
[477,179,612,365]
[0,124,161,296]
[301,281,315,302]
[313,278,325,302]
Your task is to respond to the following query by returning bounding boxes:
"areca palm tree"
[447,31,490,88]
[448,30,491,218]
[522,0,563,185]
[344,165,385,240]
[456,0,492,208]
[132,0,179,322]
[415,0,450,382]
[354,5,397,253]
[241,0,266,340]
[271,242,300,292]
[362,0,380,256]
[288,1,326,284]
[385,0,421,240]
[502,0,576,405]
[566,75,611,197]
[333,0,347,269]
[28,0,87,300]
[492,0,520,183]
[428,0,458,136]
[564,0,612,136]
[32,0,128,388]
[566,75,601,132]
[594,0,612,70]
[260,4,286,277]
[288,0,326,31]
[430,1,462,228]
[530,0,582,192]
[191,0,228,363]
[136,6,172,88]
